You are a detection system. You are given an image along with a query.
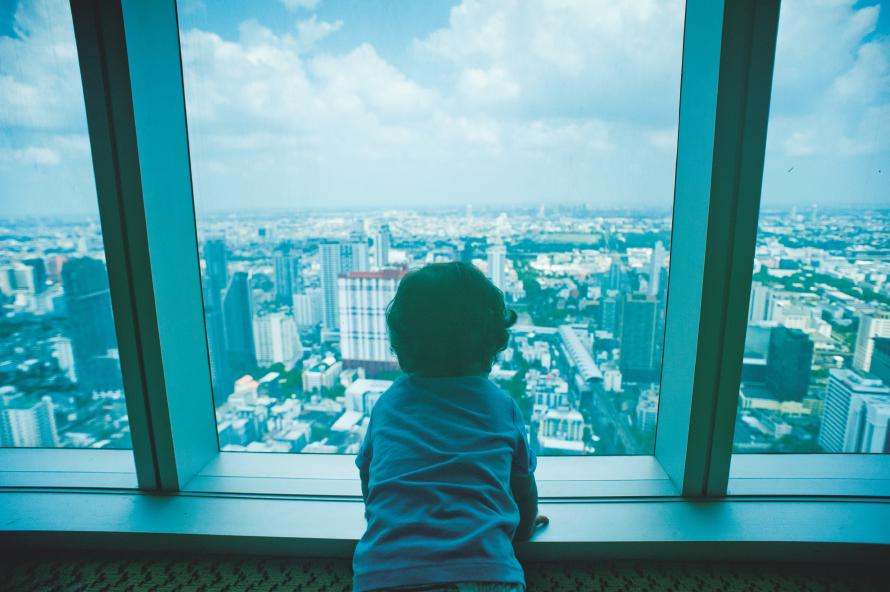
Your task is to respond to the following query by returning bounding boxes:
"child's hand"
[533,515,549,532]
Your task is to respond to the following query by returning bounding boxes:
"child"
[353,261,548,592]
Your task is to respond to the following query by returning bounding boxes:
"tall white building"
[748,282,772,323]
[253,311,303,369]
[844,393,890,453]
[374,223,392,269]
[0,390,59,447]
[648,241,666,295]
[338,270,404,372]
[293,289,323,328]
[487,244,506,291]
[319,241,370,331]
[49,336,77,383]
[818,369,890,452]
[345,378,392,416]
[853,310,890,372]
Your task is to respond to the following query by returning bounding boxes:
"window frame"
[5,0,888,508]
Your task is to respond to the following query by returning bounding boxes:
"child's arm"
[360,466,370,503]
[510,470,539,542]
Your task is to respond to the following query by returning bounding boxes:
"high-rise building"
[819,369,890,453]
[843,392,890,453]
[648,242,666,296]
[853,310,890,372]
[374,224,392,269]
[24,257,47,294]
[608,254,624,291]
[49,336,77,383]
[748,282,772,323]
[597,290,621,334]
[274,242,302,306]
[620,293,658,382]
[293,289,323,328]
[61,257,120,393]
[253,311,303,369]
[345,378,392,416]
[0,391,59,447]
[223,271,255,369]
[765,326,813,401]
[338,269,405,373]
[204,281,230,408]
[320,241,370,331]
[487,244,506,291]
[319,242,342,330]
[203,238,228,308]
[870,338,890,387]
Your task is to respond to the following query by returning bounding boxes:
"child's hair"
[386,261,518,377]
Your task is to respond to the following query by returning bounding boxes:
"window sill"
[0,449,137,489]
[729,454,890,496]
[183,453,679,498]
[1,490,888,560]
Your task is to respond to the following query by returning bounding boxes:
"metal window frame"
[4,0,880,503]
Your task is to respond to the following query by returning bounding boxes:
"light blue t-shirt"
[353,375,537,592]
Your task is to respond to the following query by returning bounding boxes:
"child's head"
[386,261,517,377]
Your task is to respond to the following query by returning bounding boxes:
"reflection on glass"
[0,0,130,449]
[178,1,685,455]
[733,1,890,453]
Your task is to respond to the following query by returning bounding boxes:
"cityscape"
[1,207,889,456]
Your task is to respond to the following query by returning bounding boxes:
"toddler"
[353,261,547,592]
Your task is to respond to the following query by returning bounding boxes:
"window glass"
[0,0,130,449]
[732,0,890,454]
[178,0,685,455]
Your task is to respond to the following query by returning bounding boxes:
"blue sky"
[1,0,888,218]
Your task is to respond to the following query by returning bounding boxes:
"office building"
[320,241,370,331]
[374,224,391,269]
[487,244,506,291]
[853,310,890,372]
[748,282,772,323]
[61,257,120,393]
[24,257,47,294]
[648,241,666,296]
[620,293,658,382]
[844,393,890,453]
[345,378,392,416]
[765,326,814,401]
[223,272,255,369]
[0,391,59,448]
[870,338,890,387]
[338,269,404,372]
[274,242,301,306]
[203,238,228,308]
[293,289,323,328]
[819,369,890,453]
[204,281,230,407]
[253,311,302,369]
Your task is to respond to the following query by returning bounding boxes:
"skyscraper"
[61,257,120,393]
[819,369,890,453]
[765,326,813,401]
[648,241,666,296]
[320,241,370,331]
[843,392,890,453]
[274,242,301,306]
[319,241,342,330]
[338,269,405,373]
[487,244,506,291]
[870,338,890,387]
[853,310,890,372]
[0,392,59,447]
[24,257,47,294]
[748,282,772,323]
[598,290,622,334]
[374,224,392,269]
[204,281,230,408]
[203,238,228,308]
[620,293,658,382]
[608,254,624,291]
[223,271,255,370]
[253,311,303,369]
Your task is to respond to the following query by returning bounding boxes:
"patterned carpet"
[0,555,882,592]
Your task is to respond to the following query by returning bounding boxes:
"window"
[178,0,685,456]
[731,0,890,455]
[0,0,130,450]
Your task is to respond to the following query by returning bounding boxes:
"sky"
[0,0,888,218]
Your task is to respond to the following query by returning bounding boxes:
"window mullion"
[70,0,218,491]
[655,0,780,497]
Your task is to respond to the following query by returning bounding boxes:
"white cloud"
[0,146,61,166]
[296,15,343,50]
[279,0,320,11]
[458,67,520,102]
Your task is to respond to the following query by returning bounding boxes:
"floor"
[0,554,883,591]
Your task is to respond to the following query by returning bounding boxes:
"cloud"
[279,0,320,11]
[0,146,60,165]
[296,15,343,50]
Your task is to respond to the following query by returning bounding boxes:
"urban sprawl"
[2,206,889,456]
